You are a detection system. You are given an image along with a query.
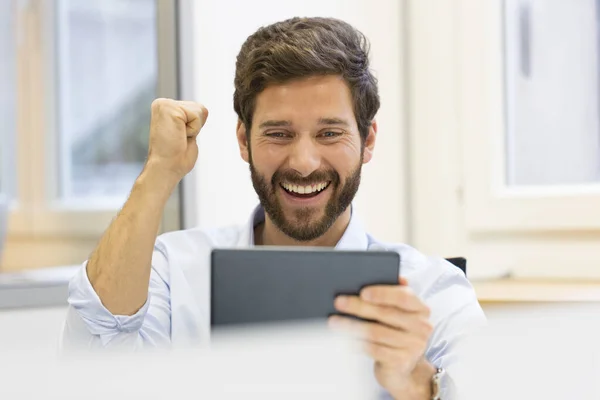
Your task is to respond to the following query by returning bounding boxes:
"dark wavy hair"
[233,17,380,141]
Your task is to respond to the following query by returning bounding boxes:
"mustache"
[271,169,340,186]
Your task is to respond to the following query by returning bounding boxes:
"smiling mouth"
[279,181,331,199]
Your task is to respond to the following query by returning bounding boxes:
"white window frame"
[7,0,184,240]
[407,0,600,280]
[458,0,600,233]
[0,1,17,200]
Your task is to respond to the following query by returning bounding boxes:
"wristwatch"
[430,367,445,400]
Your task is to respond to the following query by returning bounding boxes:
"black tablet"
[210,248,400,328]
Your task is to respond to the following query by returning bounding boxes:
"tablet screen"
[211,248,400,328]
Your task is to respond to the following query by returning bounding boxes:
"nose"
[288,136,321,177]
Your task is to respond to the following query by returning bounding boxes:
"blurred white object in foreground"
[454,302,600,400]
[0,322,373,400]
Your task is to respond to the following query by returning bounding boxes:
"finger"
[359,285,430,315]
[328,315,425,350]
[178,101,208,138]
[364,341,412,367]
[399,277,409,286]
[334,295,433,334]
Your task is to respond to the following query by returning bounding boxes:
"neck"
[255,208,352,247]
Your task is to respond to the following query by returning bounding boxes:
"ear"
[236,119,250,163]
[362,119,377,164]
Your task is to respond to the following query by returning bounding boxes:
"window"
[56,0,156,205]
[407,0,600,280]
[1,0,182,272]
[0,0,16,200]
[504,0,600,187]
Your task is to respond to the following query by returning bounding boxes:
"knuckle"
[422,304,432,318]
[200,104,209,118]
[151,98,170,113]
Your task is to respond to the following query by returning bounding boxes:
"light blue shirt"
[62,205,485,396]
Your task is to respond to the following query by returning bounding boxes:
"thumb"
[399,277,409,286]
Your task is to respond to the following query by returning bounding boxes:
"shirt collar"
[236,204,369,250]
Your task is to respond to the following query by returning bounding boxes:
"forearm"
[86,162,179,316]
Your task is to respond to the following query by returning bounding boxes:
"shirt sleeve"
[423,263,487,399]
[60,243,172,351]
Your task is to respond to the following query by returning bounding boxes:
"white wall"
[187,0,408,243]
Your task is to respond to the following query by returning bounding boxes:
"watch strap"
[431,367,445,400]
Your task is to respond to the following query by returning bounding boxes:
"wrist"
[135,161,181,203]
[140,160,181,188]
[413,359,436,400]
[392,359,436,400]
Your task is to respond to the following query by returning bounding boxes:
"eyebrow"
[317,117,350,127]
[258,120,292,129]
[258,118,350,129]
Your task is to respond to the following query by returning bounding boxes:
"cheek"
[251,144,286,172]
[326,144,362,173]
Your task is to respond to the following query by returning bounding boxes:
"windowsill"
[473,278,600,303]
[0,265,79,310]
[4,267,600,308]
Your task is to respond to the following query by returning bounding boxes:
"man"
[63,17,485,399]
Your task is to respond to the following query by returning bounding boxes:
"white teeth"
[282,181,329,194]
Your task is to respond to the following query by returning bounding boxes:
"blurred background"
[2,0,600,275]
[0,0,179,273]
[1,0,600,395]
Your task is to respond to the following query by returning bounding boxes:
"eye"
[265,132,291,139]
[320,131,342,139]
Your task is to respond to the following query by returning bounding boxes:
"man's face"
[237,75,376,242]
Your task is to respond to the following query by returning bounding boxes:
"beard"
[249,153,362,242]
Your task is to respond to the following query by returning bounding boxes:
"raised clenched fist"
[146,98,208,180]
